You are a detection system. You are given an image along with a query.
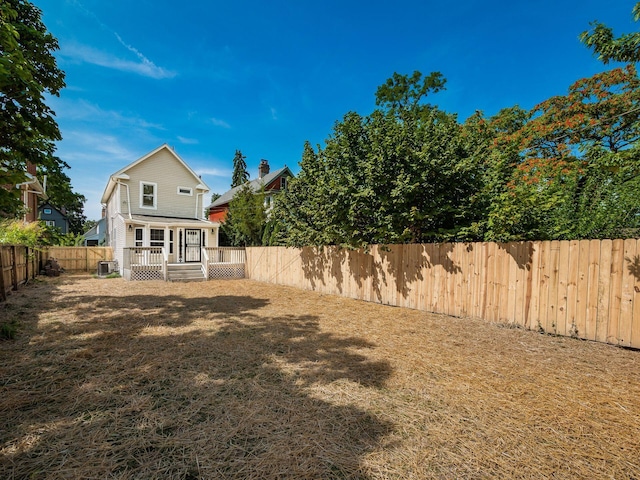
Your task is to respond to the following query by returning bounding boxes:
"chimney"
[26,162,37,176]
[101,206,106,218]
[258,159,270,179]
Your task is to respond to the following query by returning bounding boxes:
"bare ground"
[0,274,639,479]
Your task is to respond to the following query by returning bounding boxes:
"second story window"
[140,182,157,209]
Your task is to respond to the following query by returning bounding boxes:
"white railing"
[201,247,209,278]
[203,247,246,280]
[203,247,246,264]
[163,247,169,281]
[123,247,166,280]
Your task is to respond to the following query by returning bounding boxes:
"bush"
[0,220,44,247]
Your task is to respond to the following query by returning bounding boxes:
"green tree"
[272,71,480,248]
[230,149,249,188]
[580,2,640,64]
[484,67,640,240]
[0,0,66,216]
[222,184,266,246]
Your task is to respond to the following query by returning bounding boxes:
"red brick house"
[208,159,293,222]
[12,162,47,222]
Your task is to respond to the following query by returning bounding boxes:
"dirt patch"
[1,274,639,479]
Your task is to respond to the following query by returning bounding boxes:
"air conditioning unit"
[97,261,117,276]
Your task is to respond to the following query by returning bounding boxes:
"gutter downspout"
[196,192,204,219]
[115,179,132,220]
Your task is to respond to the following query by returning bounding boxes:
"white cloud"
[58,131,137,163]
[52,98,165,131]
[210,117,231,129]
[60,42,176,79]
[178,136,199,145]
[270,107,278,121]
[196,167,232,177]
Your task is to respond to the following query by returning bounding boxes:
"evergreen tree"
[230,149,249,188]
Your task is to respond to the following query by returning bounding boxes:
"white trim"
[140,181,158,209]
[177,186,193,196]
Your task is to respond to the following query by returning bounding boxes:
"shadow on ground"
[0,277,393,479]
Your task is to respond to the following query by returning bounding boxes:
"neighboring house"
[208,159,293,222]
[14,162,47,223]
[83,217,106,246]
[38,202,69,234]
[101,144,220,279]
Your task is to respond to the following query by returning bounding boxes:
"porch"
[123,247,246,281]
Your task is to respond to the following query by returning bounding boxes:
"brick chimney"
[258,159,270,179]
[26,162,37,176]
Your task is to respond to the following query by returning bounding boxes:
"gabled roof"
[209,166,293,208]
[38,202,68,218]
[83,217,106,237]
[100,144,210,204]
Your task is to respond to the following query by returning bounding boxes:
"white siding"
[124,149,205,218]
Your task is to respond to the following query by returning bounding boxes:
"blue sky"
[37,0,635,220]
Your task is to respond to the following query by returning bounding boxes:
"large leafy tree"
[230,149,249,188]
[0,0,66,217]
[580,2,640,64]
[271,71,481,247]
[484,66,640,240]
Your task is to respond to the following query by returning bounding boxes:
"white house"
[101,144,224,281]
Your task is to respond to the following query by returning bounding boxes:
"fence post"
[11,245,18,291]
[25,246,29,282]
[0,247,6,302]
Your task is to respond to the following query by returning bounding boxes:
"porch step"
[167,263,206,282]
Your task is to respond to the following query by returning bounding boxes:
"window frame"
[177,186,193,196]
[140,181,158,209]
[150,228,165,248]
[134,227,144,247]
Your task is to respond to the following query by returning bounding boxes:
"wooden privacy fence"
[45,247,113,273]
[246,240,640,349]
[1,246,114,301]
[0,245,43,302]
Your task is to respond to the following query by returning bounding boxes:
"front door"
[184,229,201,262]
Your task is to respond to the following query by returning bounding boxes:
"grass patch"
[0,319,18,340]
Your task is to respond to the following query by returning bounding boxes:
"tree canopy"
[580,2,640,64]
[0,0,67,217]
[269,62,640,248]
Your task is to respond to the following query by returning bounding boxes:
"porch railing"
[204,247,246,264]
[203,247,245,279]
[123,247,166,281]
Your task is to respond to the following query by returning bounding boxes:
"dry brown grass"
[1,274,639,479]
